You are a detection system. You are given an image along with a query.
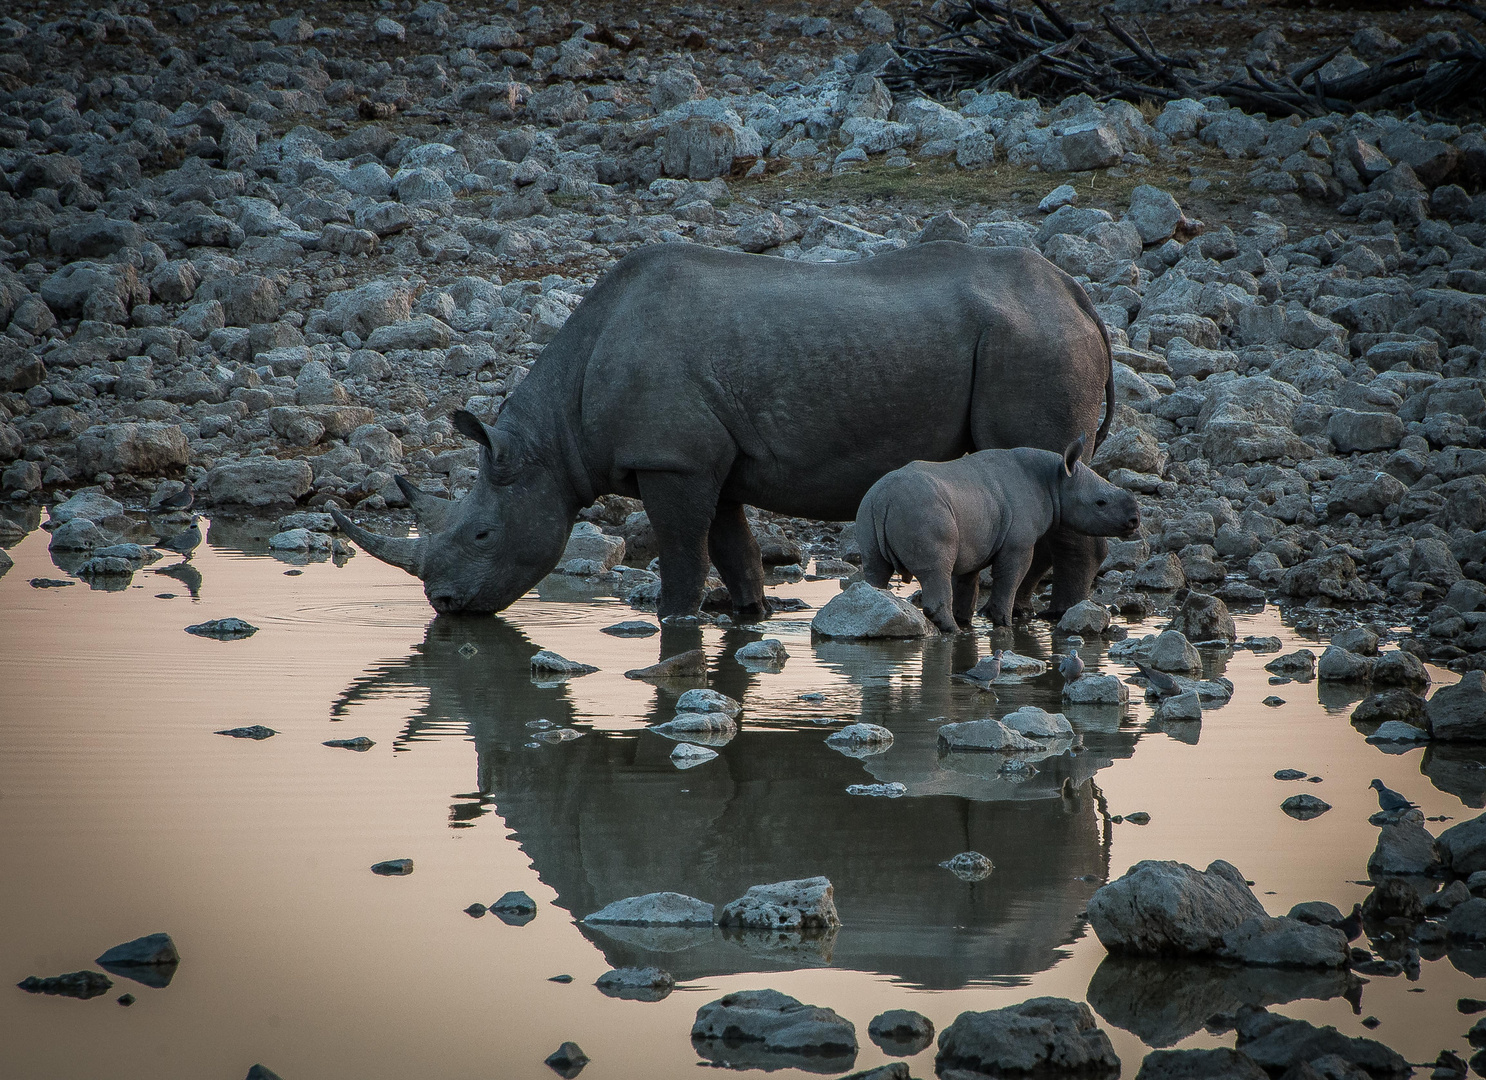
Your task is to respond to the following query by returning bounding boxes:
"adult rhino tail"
[1093,309,1115,451]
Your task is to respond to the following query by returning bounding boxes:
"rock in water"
[1218,916,1347,967]
[736,638,789,667]
[17,970,113,999]
[624,649,707,679]
[670,742,718,768]
[675,688,741,716]
[323,737,374,751]
[1063,674,1130,704]
[937,718,1044,753]
[529,650,598,679]
[96,932,180,969]
[1233,1007,1411,1077]
[692,989,857,1068]
[245,1067,286,1080]
[1368,817,1441,876]
[584,892,715,926]
[1280,794,1331,820]
[185,618,258,640]
[811,581,930,638]
[544,1041,589,1078]
[1427,671,1486,741]
[826,723,894,756]
[936,998,1120,1077]
[868,1009,935,1055]
[1088,860,1266,956]
[650,713,737,746]
[601,620,658,637]
[370,859,414,875]
[940,851,994,881]
[480,886,534,924]
[595,966,675,1002]
[217,726,277,739]
[1438,811,1486,875]
[1133,1048,1268,1080]
[718,877,839,930]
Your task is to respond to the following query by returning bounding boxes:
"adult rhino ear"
[1062,433,1088,476]
[453,409,526,486]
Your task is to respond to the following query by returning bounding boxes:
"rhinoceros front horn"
[330,507,425,576]
[394,475,455,533]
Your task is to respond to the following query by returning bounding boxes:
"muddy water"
[0,517,1476,1079]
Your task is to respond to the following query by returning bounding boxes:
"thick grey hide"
[856,445,1139,630]
[335,243,1114,618]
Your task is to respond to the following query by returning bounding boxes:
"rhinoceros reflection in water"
[334,616,1136,989]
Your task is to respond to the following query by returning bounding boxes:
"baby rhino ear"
[1062,433,1088,476]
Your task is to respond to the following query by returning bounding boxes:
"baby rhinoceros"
[855,439,1139,632]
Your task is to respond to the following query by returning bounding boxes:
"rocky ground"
[0,0,1484,674]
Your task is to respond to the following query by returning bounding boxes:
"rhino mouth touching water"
[332,241,1117,620]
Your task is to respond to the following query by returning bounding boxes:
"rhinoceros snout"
[428,590,463,613]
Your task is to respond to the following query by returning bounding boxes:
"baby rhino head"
[1056,437,1141,538]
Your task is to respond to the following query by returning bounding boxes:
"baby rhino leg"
[981,543,1037,627]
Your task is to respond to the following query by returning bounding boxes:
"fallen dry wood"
[883,0,1486,118]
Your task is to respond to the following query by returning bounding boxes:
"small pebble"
[549,974,573,983]
[117,993,135,1006]
[464,904,487,918]
[1361,1016,1380,1029]
[1274,769,1306,780]
[1125,811,1151,825]
[1262,696,1285,707]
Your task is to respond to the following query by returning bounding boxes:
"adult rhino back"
[336,242,1115,619]
[574,243,1111,521]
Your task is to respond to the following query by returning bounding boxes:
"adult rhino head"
[330,410,580,614]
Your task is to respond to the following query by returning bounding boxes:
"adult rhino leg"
[1046,528,1106,618]
[952,572,979,629]
[1008,536,1054,617]
[638,470,716,620]
[707,500,766,619]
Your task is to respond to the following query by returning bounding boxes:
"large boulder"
[1165,591,1235,643]
[1368,817,1440,876]
[1088,860,1266,956]
[812,582,930,639]
[74,423,189,479]
[1427,671,1486,741]
[557,521,625,573]
[1217,917,1347,968]
[1438,811,1486,875]
[584,892,715,926]
[937,718,1044,753]
[658,104,764,181]
[1234,1008,1412,1077]
[691,989,856,1067]
[207,458,313,506]
[936,998,1120,1077]
[1134,1049,1267,1080]
[1123,185,1184,245]
[718,877,839,930]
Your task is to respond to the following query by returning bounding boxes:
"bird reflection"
[153,560,202,599]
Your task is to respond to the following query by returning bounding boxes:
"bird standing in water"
[155,516,202,559]
[1340,903,1364,943]
[1135,661,1179,696]
[953,648,1003,690]
[1369,779,1417,813]
[1058,648,1083,684]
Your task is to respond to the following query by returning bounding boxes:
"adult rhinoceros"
[332,241,1116,621]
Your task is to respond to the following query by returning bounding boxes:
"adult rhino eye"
[1096,499,1107,507]
[475,530,491,542]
